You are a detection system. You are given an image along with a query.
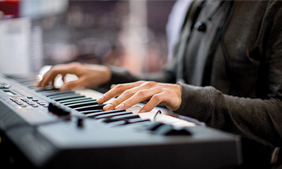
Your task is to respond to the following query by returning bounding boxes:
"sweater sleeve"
[175,84,282,147]
[101,56,179,88]
[175,5,282,147]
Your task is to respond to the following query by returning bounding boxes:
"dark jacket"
[106,0,282,167]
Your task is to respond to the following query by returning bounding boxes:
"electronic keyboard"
[0,74,242,169]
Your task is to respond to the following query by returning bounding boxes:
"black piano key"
[128,119,152,126]
[74,104,106,111]
[28,85,38,89]
[49,93,82,99]
[48,93,82,99]
[15,79,36,84]
[93,111,132,120]
[25,83,38,88]
[80,110,102,115]
[125,118,151,123]
[53,95,85,101]
[103,114,140,123]
[36,88,59,92]
[41,90,74,97]
[46,93,78,99]
[85,109,127,117]
[111,118,151,126]
[39,89,71,93]
[67,100,98,108]
[46,92,76,97]
[58,97,93,104]
[61,98,95,105]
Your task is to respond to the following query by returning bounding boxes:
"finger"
[37,69,55,87]
[115,87,163,110]
[106,85,149,110]
[110,84,116,89]
[38,68,63,87]
[103,88,135,110]
[97,81,143,104]
[139,92,166,113]
[101,81,158,110]
[38,64,79,87]
[60,77,86,90]
[51,78,55,88]
[62,73,66,82]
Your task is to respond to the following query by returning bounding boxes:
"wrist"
[172,83,182,111]
[102,66,112,84]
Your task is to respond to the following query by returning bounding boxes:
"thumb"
[60,79,82,90]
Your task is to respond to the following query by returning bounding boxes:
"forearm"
[103,65,176,88]
[175,83,282,147]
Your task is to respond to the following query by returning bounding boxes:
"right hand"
[37,62,111,90]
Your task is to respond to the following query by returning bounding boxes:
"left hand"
[97,81,182,113]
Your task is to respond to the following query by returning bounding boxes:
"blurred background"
[0,0,176,76]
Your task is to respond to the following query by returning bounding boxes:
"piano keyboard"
[5,74,195,128]
[0,74,242,169]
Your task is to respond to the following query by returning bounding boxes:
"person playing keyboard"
[38,0,282,168]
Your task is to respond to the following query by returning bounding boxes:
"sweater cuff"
[174,83,214,123]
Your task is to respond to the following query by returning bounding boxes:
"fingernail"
[103,104,113,110]
[115,103,124,109]
[110,84,116,89]
[139,109,147,113]
[97,96,104,103]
